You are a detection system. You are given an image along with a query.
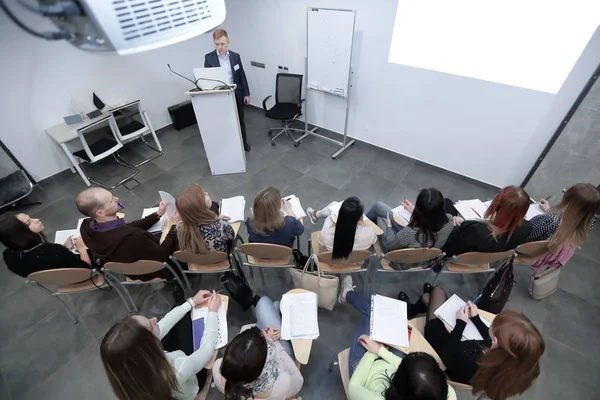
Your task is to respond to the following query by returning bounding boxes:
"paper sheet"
[142,207,165,232]
[454,199,488,220]
[192,302,228,349]
[434,294,491,341]
[282,195,306,219]
[525,204,545,221]
[392,205,412,223]
[159,191,176,218]
[220,196,245,222]
[281,292,320,340]
[369,294,409,348]
[54,229,79,245]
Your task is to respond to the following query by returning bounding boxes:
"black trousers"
[444,198,459,217]
[235,93,248,144]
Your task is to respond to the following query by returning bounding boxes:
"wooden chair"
[26,268,132,324]
[102,260,186,312]
[515,240,550,265]
[433,250,515,285]
[171,250,232,294]
[332,348,351,400]
[237,243,295,287]
[308,231,372,274]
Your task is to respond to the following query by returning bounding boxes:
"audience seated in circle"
[246,186,304,248]
[307,196,377,258]
[400,285,544,400]
[338,275,456,400]
[175,184,234,254]
[442,186,533,256]
[76,187,176,280]
[101,289,221,400]
[366,188,459,253]
[0,213,91,278]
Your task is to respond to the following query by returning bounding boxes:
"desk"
[193,294,229,369]
[281,288,314,365]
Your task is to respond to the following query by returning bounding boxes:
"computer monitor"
[193,67,232,90]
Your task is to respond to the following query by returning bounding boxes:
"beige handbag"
[530,267,561,299]
[289,254,339,310]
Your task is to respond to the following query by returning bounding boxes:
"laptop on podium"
[193,67,234,91]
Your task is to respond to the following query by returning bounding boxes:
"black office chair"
[262,73,305,147]
[0,170,41,211]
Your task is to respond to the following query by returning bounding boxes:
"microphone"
[167,64,202,92]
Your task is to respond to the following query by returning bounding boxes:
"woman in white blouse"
[101,289,221,400]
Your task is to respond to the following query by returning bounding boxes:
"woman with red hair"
[442,186,532,256]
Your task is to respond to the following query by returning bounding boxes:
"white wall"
[0,10,215,181]
[220,0,600,187]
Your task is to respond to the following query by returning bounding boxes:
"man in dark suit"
[204,28,251,152]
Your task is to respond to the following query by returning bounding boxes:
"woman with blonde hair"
[526,183,600,251]
[175,184,234,254]
[246,186,304,247]
[443,186,532,256]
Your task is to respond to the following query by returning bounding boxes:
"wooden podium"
[186,88,246,175]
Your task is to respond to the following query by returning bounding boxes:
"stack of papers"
[369,294,409,348]
[454,199,488,220]
[281,292,320,340]
[192,302,228,349]
[392,205,412,223]
[142,207,165,233]
[434,294,491,341]
[282,195,306,219]
[525,204,545,220]
[221,196,245,222]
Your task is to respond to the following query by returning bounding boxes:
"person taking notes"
[204,28,251,152]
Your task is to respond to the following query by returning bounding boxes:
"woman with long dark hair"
[442,186,533,256]
[402,286,544,400]
[307,197,377,259]
[101,289,221,400]
[338,276,456,400]
[365,188,459,252]
[212,326,304,400]
[0,213,91,277]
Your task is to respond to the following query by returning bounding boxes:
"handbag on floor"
[289,254,339,310]
[220,254,254,311]
[478,254,515,314]
[530,267,561,299]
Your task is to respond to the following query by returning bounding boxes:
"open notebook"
[221,196,245,222]
[454,199,488,220]
[282,195,306,219]
[191,302,228,349]
[391,205,412,223]
[434,294,491,341]
[369,294,409,348]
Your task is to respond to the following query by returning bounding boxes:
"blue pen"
[472,294,482,304]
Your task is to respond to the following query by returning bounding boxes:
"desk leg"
[60,143,91,186]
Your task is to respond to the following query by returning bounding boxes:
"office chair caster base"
[294,142,300,147]
[267,130,272,136]
[271,142,276,146]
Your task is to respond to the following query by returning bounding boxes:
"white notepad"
[454,199,488,220]
[54,229,79,245]
[142,207,165,232]
[369,294,409,348]
[282,195,306,219]
[392,205,412,223]
[281,292,320,340]
[434,294,491,341]
[221,196,245,222]
[159,191,176,218]
[191,302,229,349]
[525,204,545,220]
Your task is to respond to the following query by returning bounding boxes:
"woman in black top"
[0,213,91,278]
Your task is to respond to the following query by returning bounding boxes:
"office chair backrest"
[76,115,124,162]
[104,260,165,275]
[276,73,303,105]
[27,268,93,286]
[173,250,228,265]
[453,250,515,266]
[238,243,292,260]
[386,248,443,264]
[516,240,550,257]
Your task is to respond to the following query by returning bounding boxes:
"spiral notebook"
[369,294,409,348]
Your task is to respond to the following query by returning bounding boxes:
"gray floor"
[1,107,598,400]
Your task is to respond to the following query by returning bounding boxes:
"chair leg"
[270,128,287,142]
[29,282,78,323]
[110,279,134,313]
[163,262,189,298]
[105,272,138,313]
[170,257,192,296]
[78,156,139,190]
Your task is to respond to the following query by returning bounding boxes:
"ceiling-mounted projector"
[0,0,226,55]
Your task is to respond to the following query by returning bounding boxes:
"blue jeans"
[255,296,294,359]
[347,290,404,376]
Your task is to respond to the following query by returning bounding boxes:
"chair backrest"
[77,115,123,162]
[238,243,292,260]
[27,268,94,286]
[173,250,228,265]
[453,250,515,266]
[109,100,148,141]
[276,73,303,104]
[338,348,351,400]
[516,240,550,257]
[386,248,443,264]
[317,250,371,265]
[104,260,165,275]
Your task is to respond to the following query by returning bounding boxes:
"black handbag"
[219,254,254,311]
[478,254,515,314]
[292,249,309,269]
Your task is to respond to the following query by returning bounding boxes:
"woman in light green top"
[348,335,456,400]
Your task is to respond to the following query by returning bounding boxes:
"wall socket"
[278,65,289,71]
[250,61,265,68]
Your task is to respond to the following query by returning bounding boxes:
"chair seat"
[58,274,105,293]
[73,137,118,162]
[247,255,292,266]
[0,170,32,206]
[187,260,231,272]
[118,120,146,136]
[265,103,302,120]
[447,262,489,272]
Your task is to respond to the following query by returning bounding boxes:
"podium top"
[186,84,237,96]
